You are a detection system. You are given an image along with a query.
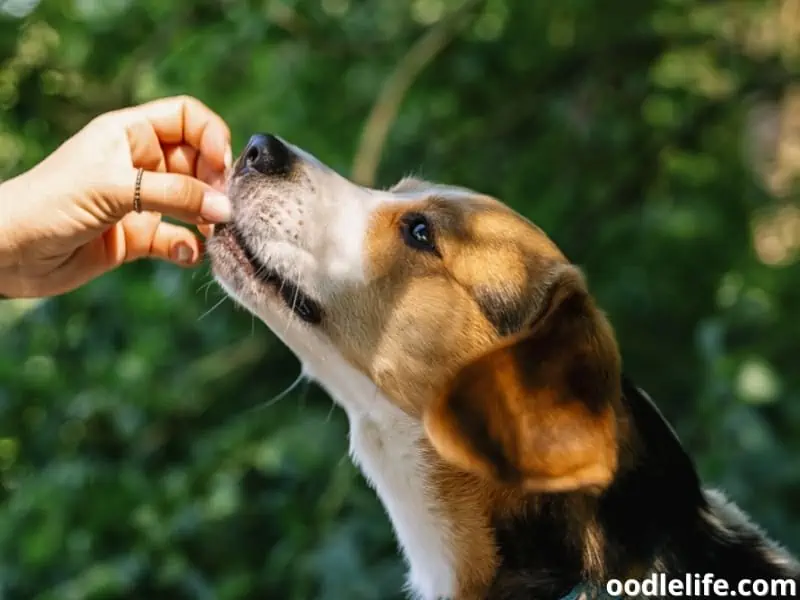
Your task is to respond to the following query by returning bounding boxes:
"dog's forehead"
[388,177,564,258]
[389,176,479,199]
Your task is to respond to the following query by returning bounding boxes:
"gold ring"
[133,168,144,213]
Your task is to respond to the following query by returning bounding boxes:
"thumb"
[111,169,232,224]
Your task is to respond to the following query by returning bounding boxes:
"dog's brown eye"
[401,213,437,254]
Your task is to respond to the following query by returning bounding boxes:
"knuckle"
[177,94,198,110]
[180,94,210,116]
[171,177,200,209]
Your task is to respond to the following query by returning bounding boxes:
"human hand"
[0,95,233,298]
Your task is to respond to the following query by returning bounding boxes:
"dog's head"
[208,133,622,493]
[208,135,800,597]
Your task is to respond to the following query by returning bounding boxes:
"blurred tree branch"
[351,0,485,186]
[183,336,271,387]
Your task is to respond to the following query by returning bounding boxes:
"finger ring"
[133,168,144,213]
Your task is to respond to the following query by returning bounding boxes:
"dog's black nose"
[243,133,292,175]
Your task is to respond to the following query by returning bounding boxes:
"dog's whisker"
[282,266,303,337]
[241,368,306,415]
[197,296,227,321]
[198,279,216,303]
[325,399,336,423]
[296,375,312,414]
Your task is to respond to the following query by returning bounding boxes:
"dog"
[207,133,800,600]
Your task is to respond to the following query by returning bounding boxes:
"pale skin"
[0,95,234,298]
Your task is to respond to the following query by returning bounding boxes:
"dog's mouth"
[212,223,323,325]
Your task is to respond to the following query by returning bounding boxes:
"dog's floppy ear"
[424,266,622,493]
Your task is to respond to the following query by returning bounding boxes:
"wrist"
[0,175,25,297]
[0,174,21,255]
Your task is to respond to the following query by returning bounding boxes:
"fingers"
[149,221,204,266]
[124,118,167,172]
[197,154,227,192]
[162,145,226,192]
[103,216,204,267]
[122,96,232,173]
[29,217,205,297]
[112,97,232,226]
[163,144,198,176]
[111,169,231,224]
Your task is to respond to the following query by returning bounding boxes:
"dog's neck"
[231,300,462,598]
[300,348,462,600]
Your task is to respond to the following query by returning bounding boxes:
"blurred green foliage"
[1,0,799,598]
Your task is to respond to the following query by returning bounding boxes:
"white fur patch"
[703,488,799,571]
[348,404,457,600]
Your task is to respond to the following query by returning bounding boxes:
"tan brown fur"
[424,267,621,493]
[306,182,626,594]
[328,192,572,416]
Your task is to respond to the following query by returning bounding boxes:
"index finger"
[120,96,232,172]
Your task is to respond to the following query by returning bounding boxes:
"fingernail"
[201,191,232,223]
[172,243,194,264]
[224,145,233,170]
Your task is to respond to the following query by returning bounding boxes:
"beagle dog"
[207,133,799,600]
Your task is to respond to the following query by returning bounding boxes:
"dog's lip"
[212,223,281,285]
[211,223,323,325]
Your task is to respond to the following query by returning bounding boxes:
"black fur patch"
[485,376,799,600]
[475,287,527,337]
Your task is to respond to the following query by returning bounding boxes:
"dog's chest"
[348,412,457,600]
